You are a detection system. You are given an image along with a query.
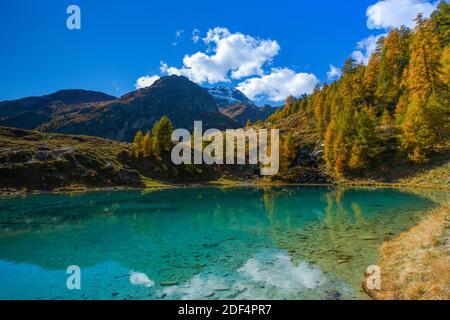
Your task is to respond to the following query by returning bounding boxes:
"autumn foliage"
[269,2,449,177]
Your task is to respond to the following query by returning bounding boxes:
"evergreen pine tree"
[401,99,436,163]
[143,131,152,158]
[152,116,174,157]
[348,108,378,170]
[133,130,143,158]
[400,14,447,162]
[430,1,450,47]
[279,132,296,175]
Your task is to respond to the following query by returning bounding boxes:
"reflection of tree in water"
[322,189,369,245]
[267,187,433,299]
[398,187,450,206]
[0,193,129,236]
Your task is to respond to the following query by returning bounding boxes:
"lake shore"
[1,175,449,197]
[364,205,450,300]
[1,178,449,197]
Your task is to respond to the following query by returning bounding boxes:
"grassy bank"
[364,205,450,300]
[337,154,449,190]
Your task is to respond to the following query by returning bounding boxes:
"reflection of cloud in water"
[238,251,324,290]
[162,274,228,300]
[129,271,154,288]
[159,250,351,300]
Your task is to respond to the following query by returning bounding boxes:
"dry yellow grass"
[366,205,450,300]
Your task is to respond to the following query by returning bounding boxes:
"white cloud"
[161,27,280,84]
[175,29,185,38]
[192,28,201,43]
[172,29,185,47]
[351,34,385,65]
[237,68,319,102]
[160,62,182,76]
[327,64,342,80]
[135,75,160,89]
[366,0,437,29]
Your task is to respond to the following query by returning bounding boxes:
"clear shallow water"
[0,186,446,300]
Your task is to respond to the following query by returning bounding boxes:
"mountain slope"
[0,126,143,190]
[41,76,237,141]
[0,89,117,129]
[219,103,278,126]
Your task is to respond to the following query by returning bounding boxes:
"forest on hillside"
[267,1,449,179]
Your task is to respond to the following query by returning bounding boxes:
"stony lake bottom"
[0,186,447,300]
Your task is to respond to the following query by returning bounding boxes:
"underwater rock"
[202,237,237,248]
[360,236,378,240]
[226,287,248,299]
[160,281,179,286]
[323,289,342,300]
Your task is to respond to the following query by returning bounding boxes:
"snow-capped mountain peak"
[207,86,255,107]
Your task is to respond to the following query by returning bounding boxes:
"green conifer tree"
[133,130,143,158]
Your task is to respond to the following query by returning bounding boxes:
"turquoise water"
[0,186,446,300]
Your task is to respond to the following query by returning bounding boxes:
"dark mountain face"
[39,89,117,105]
[40,76,238,141]
[207,86,277,126]
[0,90,117,129]
[219,103,278,126]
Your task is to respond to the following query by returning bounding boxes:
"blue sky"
[0,0,441,104]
